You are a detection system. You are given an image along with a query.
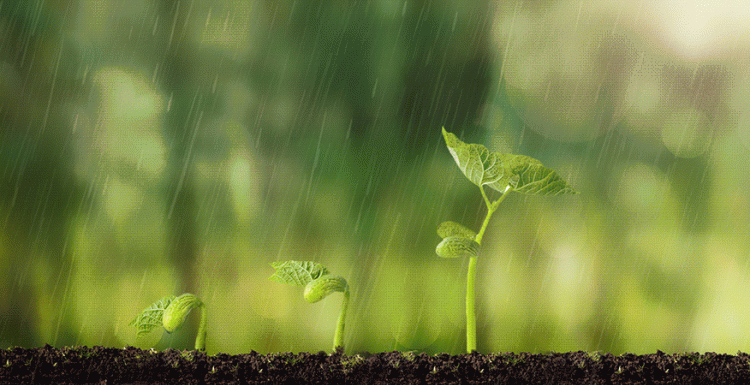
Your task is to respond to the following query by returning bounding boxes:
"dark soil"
[2,345,749,384]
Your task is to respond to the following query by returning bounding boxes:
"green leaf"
[269,260,330,287]
[442,128,513,192]
[436,236,480,258]
[510,160,578,196]
[442,127,577,196]
[437,221,477,240]
[129,295,175,336]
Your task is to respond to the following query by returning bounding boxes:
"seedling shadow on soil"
[2,345,750,384]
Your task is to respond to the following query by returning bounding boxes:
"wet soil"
[2,345,749,384]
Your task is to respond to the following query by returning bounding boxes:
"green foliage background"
[0,1,746,355]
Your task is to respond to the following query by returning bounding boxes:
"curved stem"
[195,303,207,351]
[465,185,511,352]
[333,288,349,352]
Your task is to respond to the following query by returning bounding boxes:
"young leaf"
[162,293,203,333]
[442,127,577,195]
[129,295,175,336]
[269,260,330,287]
[510,161,578,196]
[442,128,512,192]
[437,221,477,240]
[436,236,480,258]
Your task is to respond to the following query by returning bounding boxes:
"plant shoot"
[438,127,577,353]
[129,293,207,351]
[270,260,350,352]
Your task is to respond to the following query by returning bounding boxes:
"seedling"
[129,293,207,351]
[438,127,577,353]
[269,260,350,352]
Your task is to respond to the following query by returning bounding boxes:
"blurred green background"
[2,0,749,355]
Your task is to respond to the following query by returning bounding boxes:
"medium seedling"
[438,127,577,353]
[269,260,349,352]
[129,293,207,351]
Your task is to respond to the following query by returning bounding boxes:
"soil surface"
[2,345,749,384]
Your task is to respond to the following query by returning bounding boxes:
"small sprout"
[270,261,350,352]
[129,293,207,351]
[587,351,602,362]
[342,354,365,373]
[180,350,195,362]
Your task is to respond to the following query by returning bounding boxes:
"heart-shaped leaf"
[436,236,480,258]
[269,261,330,287]
[442,127,577,196]
[437,221,477,240]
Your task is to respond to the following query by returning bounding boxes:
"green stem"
[333,287,350,352]
[465,185,511,352]
[195,303,207,351]
[465,256,478,352]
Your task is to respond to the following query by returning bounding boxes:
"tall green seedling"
[438,127,577,353]
[270,260,349,352]
[129,293,207,351]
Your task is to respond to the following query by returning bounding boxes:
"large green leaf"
[269,261,330,287]
[442,127,577,196]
